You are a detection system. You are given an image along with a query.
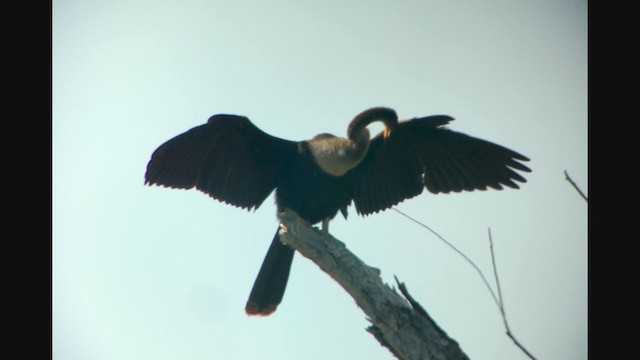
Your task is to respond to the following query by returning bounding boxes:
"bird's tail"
[245,229,295,316]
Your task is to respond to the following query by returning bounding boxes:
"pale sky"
[53,1,587,359]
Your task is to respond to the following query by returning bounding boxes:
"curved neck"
[308,132,370,177]
[308,108,399,177]
[347,107,398,140]
[348,126,370,161]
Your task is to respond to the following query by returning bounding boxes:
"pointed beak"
[383,127,392,140]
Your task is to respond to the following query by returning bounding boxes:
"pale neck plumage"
[308,128,370,177]
[309,107,397,177]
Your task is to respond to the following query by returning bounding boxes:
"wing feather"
[351,115,531,215]
[145,114,297,210]
[351,124,424,215]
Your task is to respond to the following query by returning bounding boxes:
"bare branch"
[392,208,502,310]
[277,210,469,360]
[488,229,537,360]
[564,170,588,202]
[393,275,448,339]
[488,228,507,325]
[392,208,538,359]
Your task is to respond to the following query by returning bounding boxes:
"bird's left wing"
[145,114,298,211]
[350,115,531,216]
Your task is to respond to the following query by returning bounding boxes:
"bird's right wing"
[351,115,531,216]
[407,119,531,194]
[145,114,298,211]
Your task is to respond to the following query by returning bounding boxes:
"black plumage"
[145,107,531,315]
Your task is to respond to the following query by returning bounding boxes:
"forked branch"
[392,209,537,360]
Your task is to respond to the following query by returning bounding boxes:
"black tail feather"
[245,229,295,315]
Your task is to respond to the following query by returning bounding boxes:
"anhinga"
[145,107,530,315]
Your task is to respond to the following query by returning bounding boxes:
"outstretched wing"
[145,114,298,210]
[351,115,531,215]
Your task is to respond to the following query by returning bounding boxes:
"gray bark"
[277,210,470,360]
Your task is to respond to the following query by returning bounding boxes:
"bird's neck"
[308,128,370,177]
[348,127,371,163]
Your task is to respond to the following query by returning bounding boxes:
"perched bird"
[145,107,530,315]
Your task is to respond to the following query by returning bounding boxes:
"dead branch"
[564,170,588,202]
[277,210,469,360]
[488,229,537,360]
[391,209,537,359]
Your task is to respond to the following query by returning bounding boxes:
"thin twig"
[564,170,588,202]
[392,208,537,359]
[391,208,501,311]
[488,228,507,325]
[488,229,537,360]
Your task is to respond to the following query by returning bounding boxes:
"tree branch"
[564,170,588,202]
[488,229,537,360]
[391,209,537,359]
[392,208,502,311]
[277,210,469,360]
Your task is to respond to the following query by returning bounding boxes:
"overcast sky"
[53,0,587,359]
